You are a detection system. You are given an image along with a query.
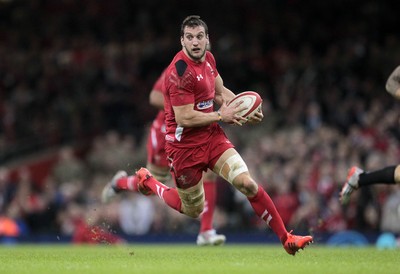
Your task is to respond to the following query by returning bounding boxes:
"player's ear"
[180,37,184,47]
[207,40,211,51]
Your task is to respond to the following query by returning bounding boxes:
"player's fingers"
[253,112,263,119]
[232,119,244,126]
[234,103,247,115]
[247,117,261,124]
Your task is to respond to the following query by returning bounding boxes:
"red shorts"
[165,126,234,189]
[146,124,169,167]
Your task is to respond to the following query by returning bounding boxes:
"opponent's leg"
[340,165,398,205]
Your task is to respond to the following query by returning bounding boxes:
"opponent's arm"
[385,65,400,100]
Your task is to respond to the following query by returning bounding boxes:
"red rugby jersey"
[164,50,220,148]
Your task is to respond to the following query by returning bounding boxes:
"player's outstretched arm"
[385,65,400,99]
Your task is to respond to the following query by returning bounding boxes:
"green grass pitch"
[0,244,398,274]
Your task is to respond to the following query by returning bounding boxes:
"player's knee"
[233,174,258,197]
[177,183,205,218]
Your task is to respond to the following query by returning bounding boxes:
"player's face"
[181,26,209,62]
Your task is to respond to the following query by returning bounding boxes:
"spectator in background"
[0,167,21,243]
[117,194,155,235]
[86,131,141,176]
[52,146,88,185]
[13,168,59,234]
[380,187,400,234]
[0,167,17,214]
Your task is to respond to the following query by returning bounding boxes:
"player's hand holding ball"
[226,91,263,125]
[246,108,263,124]
[217,100,248,126]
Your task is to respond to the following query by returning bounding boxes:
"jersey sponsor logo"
[196,74,203,81]
[197,99,213,110]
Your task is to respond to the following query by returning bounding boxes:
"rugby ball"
[227,91,262,124]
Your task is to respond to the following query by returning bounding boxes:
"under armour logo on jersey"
[196,74,203,81]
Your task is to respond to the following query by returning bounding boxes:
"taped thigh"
[218,154,248,184]
[177,182,205,218]
[146,163,171,184]
[150,169,171,184]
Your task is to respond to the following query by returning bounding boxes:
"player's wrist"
[216,110,223,122]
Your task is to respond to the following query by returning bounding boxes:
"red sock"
[200,181,216,233]
[145,177,182,212]
[248,186,288,242]
[116,175,139,192]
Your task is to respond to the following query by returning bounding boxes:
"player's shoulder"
[205,51,217,66]
[174,59,188,77]
[166,51,193,77]
[205,50,215,59]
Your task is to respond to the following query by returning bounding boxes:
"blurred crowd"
[1,0,400,242]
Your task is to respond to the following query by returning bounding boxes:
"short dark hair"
[180,15,208,37]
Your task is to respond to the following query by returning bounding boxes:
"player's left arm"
[213,74,248,125]
[214,74,236,106]
[214,74,263,124]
